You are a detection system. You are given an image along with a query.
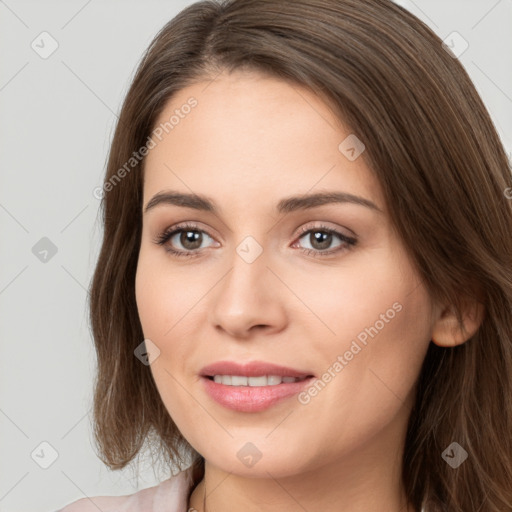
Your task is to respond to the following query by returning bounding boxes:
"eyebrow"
[143,190,383,215]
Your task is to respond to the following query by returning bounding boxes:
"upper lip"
[200,360,315,379]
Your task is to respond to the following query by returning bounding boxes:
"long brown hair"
[88,0,512,509]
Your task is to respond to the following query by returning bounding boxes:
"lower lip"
[201,376,315,412]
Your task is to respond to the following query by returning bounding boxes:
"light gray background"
[0,1,511,511]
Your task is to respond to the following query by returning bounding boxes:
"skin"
[135,69,483,512]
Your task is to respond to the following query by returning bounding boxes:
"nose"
[208,244,288,340]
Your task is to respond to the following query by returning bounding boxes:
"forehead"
[142,70,384,212]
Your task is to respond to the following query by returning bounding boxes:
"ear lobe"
[431,296,485,348]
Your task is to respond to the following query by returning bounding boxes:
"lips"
[200,360,315,379]
[199,360,316,412]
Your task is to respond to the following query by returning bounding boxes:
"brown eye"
[153,222,218,258]
[294,226,357,258]
[304,231,334,250]
[175,230,203,250]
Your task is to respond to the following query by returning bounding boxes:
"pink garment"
[58,465,196,512]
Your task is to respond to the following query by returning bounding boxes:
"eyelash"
[152,222,357,259]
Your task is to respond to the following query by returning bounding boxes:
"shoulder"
[58,465,196,512]
[57,494,127,512]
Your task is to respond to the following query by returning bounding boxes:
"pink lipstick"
[199,360,316,412]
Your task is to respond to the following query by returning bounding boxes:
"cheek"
[135,261,164,339]
[290,287,431,468]
[135,259,204,430]
[135,253,214,390]
[363,285,432,391]
[297,250,432,411]
[319,279,431,419]
[279,253,410,352]
[313,243,431,356]
[135,252,201,341]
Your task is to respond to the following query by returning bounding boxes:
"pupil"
[311,231,331,250]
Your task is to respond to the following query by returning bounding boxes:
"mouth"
[200,360,315,380]
[204,374,312,386]
[199,360,316,412]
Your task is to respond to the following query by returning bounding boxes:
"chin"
[202,439,315,478]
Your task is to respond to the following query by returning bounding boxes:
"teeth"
[247,375,267,386]
[211,375,303,386]
[231,375,247,386]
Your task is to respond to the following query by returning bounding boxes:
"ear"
[431,293,485,347]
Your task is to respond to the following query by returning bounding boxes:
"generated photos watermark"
[93,97,198,200]
[298,301,403,405]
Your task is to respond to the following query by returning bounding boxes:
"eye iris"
[311,231,332,250]
[180,230,202,250]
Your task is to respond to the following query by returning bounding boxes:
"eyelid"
[294,221,356,239]
[153,220,218,242]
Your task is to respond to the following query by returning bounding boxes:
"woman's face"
[135,70,437,478]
